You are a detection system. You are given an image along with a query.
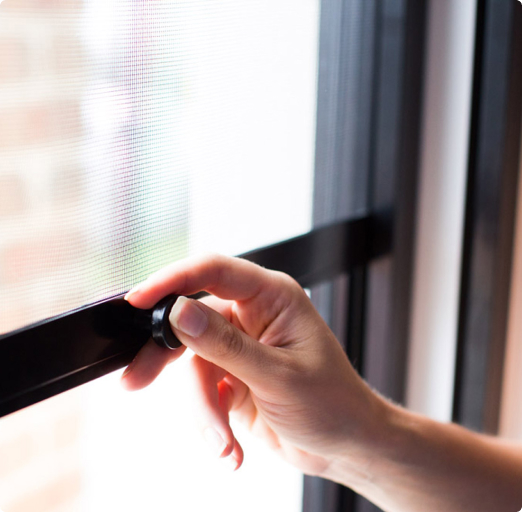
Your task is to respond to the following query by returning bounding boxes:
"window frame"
[305,1,428,511]
[453,0,522,434]
[0,1,435,511]
[0,216,384,419]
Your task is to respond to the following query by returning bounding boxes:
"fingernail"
[121,362,134,379]
[203,427,227,458]
[223,455,239,472]
[124,284,143,301]
[169,297,208,338]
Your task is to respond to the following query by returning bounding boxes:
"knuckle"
[196,252,224,271]
[272,271,307,301]
[206,252,224,265]
[281,271,303,292]
[273,270,296,286]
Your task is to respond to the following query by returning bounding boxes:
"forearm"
[124,255,522,511]
[324,400,522,512]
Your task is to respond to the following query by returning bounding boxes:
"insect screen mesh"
[0,0,318,333]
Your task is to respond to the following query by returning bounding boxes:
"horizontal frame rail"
[0,215,389,418]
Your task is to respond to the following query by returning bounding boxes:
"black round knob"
[151,294,182,349]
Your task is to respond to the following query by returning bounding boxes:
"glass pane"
[0,0,318,510]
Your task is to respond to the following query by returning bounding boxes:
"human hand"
[121,254,386,477]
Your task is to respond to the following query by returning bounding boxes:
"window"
[0,0,443,512]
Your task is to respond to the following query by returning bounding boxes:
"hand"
[121,254,385,476]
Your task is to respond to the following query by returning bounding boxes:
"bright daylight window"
[0,0,319,510]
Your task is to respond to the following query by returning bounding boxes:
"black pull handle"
[151,294,182,350]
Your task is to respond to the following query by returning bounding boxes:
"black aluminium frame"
[0,216,388,419]
[305,1,427,512]
[453,0,522,434]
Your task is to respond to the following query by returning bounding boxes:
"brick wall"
[0,0,86,509]
[0,0,89,333]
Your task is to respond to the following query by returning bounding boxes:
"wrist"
[319,394,415,493]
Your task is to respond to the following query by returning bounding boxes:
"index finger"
[125,254,276,309]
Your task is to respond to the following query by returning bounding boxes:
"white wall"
[406,0,477,422]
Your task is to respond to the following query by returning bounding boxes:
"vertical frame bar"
[305,0,428,511]
[363,0,427,405]
[306,0,378,510]
[453,0,522,434]
[358,1,427,511]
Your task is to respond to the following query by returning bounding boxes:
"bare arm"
[122,254,522,512]
[325,403,522,511]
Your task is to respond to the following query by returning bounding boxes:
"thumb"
[169,296,278,387]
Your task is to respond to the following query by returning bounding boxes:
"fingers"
[198,295,234,323]
[124,254,279,310]
[121,339,186,391]
[190,355,247,470]
[227,441,244,472]
[168,296,280,389]
[191,356,235,458]
[120,295,241,391]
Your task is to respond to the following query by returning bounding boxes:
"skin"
[122,254,522,512]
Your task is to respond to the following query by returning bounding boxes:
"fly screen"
[0,0,318,334]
